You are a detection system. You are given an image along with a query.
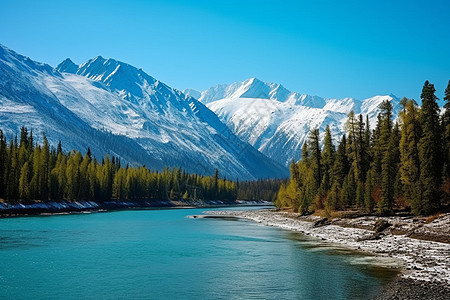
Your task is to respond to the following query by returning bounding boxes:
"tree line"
[237,178,287,202]
[0,129,240,203]
[276,80,450,216]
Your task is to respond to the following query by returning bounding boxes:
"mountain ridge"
[189,78,401,167]
[0,44,288,180]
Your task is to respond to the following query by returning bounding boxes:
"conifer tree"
[40,134,50,201]
[399,99,421,215]
[321,125,335,191]
[443,80,450,179]
[378,100,395,214]
[19,162,31,200]
[66,151,82,201]
[0,130,6,198]
[331,135,349,187]
[308,128,321,192]
[30,145,41,200]
[418,81,442,214]
[301,141,309,165]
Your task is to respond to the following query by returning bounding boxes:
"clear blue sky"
[1,0,449,101]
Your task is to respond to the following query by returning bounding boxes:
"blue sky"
[1,0,449,101]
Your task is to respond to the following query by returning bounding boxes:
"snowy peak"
[0,44,59,78]
[56,56,159,99]
[183,88,202,100]
[198,77,291,102]
[197,77,326,108]
[232,77,281,99]
[56,58,79,74]
[360,94,401,122]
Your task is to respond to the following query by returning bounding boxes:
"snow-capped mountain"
[190,78,401,167]
[193,78,327,108]
[0,44,287,179]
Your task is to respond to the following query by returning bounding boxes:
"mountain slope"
[193,79,401,167]
[0,45,287,180]
[0,45,160,168]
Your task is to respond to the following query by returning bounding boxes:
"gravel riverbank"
[204,209,450,299]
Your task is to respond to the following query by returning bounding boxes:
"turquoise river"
[0,207,398,299]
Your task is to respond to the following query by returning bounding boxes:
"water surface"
[0,207,398,299]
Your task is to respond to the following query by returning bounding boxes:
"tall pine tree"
[418,81,442,214]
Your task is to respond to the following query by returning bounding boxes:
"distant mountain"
[195,77,327,108]
[191,78,401,167]
[0,45,287,179]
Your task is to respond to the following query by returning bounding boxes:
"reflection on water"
[284,231,401,282]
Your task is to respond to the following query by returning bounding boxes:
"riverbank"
[0,199,273,218]
[204,209,450,299]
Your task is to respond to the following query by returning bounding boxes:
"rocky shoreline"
[204,209,450,299]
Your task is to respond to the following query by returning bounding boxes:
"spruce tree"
[308,128,321,192]
[40,134,50,201]
[399,100,422,214]
[19,162,31,200]
[418,81,442,214]
[321,125,335,191]
[332,135,349,187]
[378,100,394,214]
[443,80,450,179]
[0,130,6,198]
[301,141,309,165]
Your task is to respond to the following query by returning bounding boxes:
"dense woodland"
[0,127,285,204]
[276,80,450,216]
[0,130,242,203]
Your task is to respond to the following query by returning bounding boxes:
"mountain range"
[0,44,287,180]
[0,44,401,178]
[185,78,401,166]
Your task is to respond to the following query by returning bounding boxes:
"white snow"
[200,78,400,167]
[0,44,287,179]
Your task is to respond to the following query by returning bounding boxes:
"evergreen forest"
[0,127,284,205]
[276,80,450,216]
[0,130,239,203]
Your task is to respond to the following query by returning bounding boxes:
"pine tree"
[301,141,309,165]
[78,151,92,200]
[19,162,31,200]
[214,169,219,199]
[345,111,364,182]
[321,125,335,191]
[0,130,7,198]
[399,99,422,214]
[370,114,383,183]
[418,81,442,214]
[40,134,50,201]
[30,145,41,200]
[378,100,395,214]
[442,80,450,205]
[308,128,321,192]
[331,135,349,187]
[443,80,450,179]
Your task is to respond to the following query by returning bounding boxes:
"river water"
[0,207,398,299]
